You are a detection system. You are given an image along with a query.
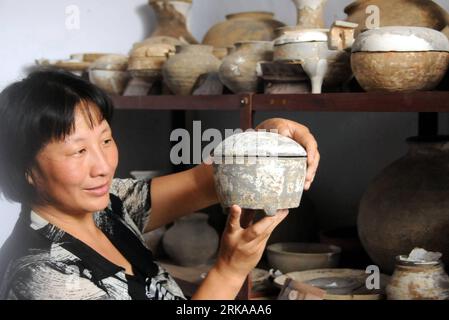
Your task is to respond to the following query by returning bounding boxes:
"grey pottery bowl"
[266,242,341,273]
[212,131,307,215]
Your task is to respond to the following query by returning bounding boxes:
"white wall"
[1,0,449,246]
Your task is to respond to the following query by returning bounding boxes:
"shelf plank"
[252,92,449,112]
[111,92,449,112]
[112,94,245,111]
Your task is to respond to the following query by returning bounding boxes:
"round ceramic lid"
[274,28,328,46]
[213,131,307,158]
[352,26,449,52]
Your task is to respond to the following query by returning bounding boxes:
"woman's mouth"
[84,183,110,197]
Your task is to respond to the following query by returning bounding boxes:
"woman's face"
[31,104,118,215]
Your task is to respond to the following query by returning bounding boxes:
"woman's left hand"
[256,118,320,190]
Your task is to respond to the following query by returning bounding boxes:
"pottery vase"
[149,0,198,44]
[162,44,220,95]
[162,213,219,266]
[358,136,449,274]
[292,0,327,28]
[219,41,273,93]
[202,11,285,48]
[345,0,449,35]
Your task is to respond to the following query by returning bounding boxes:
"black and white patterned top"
[0,178,186,300]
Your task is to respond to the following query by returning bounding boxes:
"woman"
[0,70,319,300]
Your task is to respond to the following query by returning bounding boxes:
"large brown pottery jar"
[162,44,220,95]
[358,136,449,274]
[291,0,327,28]
[149,0,198,44]
[162,213,219,266]
[202,12,285,48]
[219,41,273,93]
[345,0,449,35]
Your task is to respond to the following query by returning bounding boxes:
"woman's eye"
[103,139,112,145]
[72,148,86,156]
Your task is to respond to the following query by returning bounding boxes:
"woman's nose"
[90,148,111,177]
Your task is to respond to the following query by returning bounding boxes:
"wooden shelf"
[252,92,449,112]
[112,94,246,111]
[112,91,449,113]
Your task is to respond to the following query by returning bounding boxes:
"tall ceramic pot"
[202,11,285,48]
[219,41,273,93]
[149,0,198,44]
[162,44,220,95]
[162,213,219,266]
[292,0,327,28]
[358,136,449,274]
[345,0,449,35]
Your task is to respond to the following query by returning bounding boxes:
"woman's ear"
[25,171,34,186]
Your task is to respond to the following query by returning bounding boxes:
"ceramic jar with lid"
[218,41,273,94]
[386,254,449,300]
[351,26,449,92]
[212,131,307,216]
[88,54,130,95]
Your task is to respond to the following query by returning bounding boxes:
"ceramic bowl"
[274,268,390,300]
[266,242,341,273]
[88,54,130,95]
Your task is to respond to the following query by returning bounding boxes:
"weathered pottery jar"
[218,41,273,93]
[212,131,307,216]
[386,254,449,300]
[345,0,449,35]
[202,11,285,48]
[358,136,449,273]
[162,213,219,266]
[162,44,220,95]
[149,0,197,44]
[351,26,449,92]
[291,0,327,28]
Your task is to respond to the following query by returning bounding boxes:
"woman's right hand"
[192,205,288,300]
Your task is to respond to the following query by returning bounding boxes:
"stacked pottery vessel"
[162,44,221,95]
[219,41,274,93]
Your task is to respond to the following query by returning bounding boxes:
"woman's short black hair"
[0,69,114,205]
